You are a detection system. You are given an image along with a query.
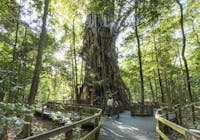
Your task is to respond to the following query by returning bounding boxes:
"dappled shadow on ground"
[99,111,157,140]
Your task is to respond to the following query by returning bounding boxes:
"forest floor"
[6,117,61,140]
[99,111,157,140]
[6,116,89,140]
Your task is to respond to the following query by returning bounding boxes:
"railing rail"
[130,102,159,116]
[155,101,200,140]
[23,102,102,140]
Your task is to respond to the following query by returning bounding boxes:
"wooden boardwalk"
[99,111,157,140]
[33,103,200,140]
[35,107,157,140]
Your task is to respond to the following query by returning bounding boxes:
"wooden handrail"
[155,101,200,140]
[156,114,187,135]
[82,119,102,140]
[22,103,102,140]
[45,102,101,112]
[22,125,73,140]
[156,128,169,140]
[130,102,157,116]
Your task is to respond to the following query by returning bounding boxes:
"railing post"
[41,104,45,119]
[178,105,182,125]
[79,106,82,120]
[175,105,179,124]
[156,109,163,140]
[65,128,73,140]
[165,107,169,120]
[95,116,100,140]
[185,129,200,140]
[150,105,153,116]
[165,108,169,133]
[2,123,8,140]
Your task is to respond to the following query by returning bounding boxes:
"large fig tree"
[79,0,132,108]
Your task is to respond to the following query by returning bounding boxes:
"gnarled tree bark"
[80,14,130,108]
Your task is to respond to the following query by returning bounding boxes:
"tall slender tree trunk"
[8,1,21,102]
[72,18,78,102]
[175,0,195,123]
[135,0,144,115]
[71,43,75,102]
[191,16,200,46]
[169,72,175,104]
[164,69,169,103]
[53,72,57,99]
[19,1,49,138]
[80,58,84,84]
[176,71,184,104]
[28,0,49,105]
[17,27,28,102]
[177,48,187,103]
[13,1,20,61]
[21,27,28,102]
[153,33,164,103]
[153,69,158,102]
[148,77,155,102]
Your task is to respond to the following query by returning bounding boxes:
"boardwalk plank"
[99,111,157,140]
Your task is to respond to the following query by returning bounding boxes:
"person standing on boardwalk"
[114,98,120,118]
[107,96,113,118]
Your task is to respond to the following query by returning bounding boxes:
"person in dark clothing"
[114,98,120,118]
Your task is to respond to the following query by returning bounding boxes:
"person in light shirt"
[107,96,113,118]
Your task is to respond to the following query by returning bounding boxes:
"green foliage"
[119,0,200,104]
[188,120,200,130]
[0,102,33,127]
[49,111,71,123]
[89,0,114,17]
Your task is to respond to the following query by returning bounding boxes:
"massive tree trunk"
[176,0,195,122]
[80,14,130,108]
